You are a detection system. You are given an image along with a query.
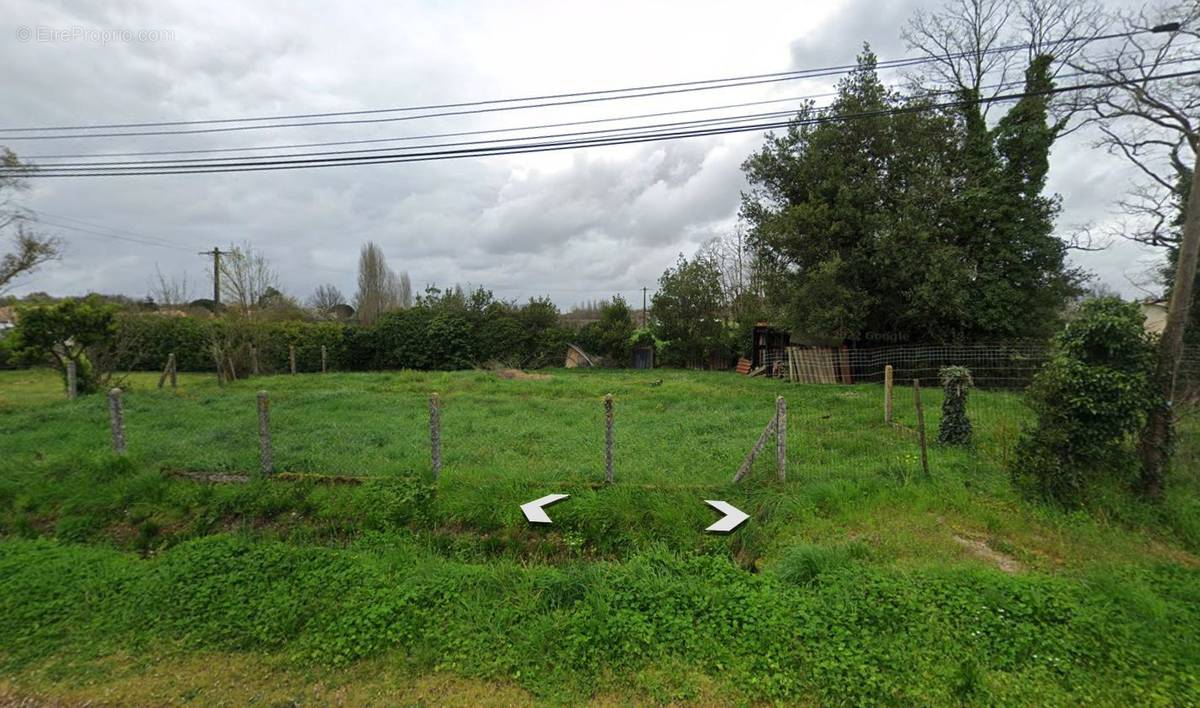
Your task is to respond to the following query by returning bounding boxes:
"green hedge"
[114,306,570,373]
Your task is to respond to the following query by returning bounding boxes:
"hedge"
[112,308,571,374]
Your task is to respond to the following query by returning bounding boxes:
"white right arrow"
[520,493,570,524]
[704,500,749,533]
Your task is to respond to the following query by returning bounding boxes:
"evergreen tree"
[741,47,1079,342]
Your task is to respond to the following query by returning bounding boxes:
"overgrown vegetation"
[13,296,119,394]
[2,367,1199,702]
[937,366,973,446]
[1012,298,1158,504]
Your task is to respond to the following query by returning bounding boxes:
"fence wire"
[51,342,1200,490]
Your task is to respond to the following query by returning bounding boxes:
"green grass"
[1,367,1199,704]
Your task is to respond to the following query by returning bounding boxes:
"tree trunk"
[1140,148,1200,497]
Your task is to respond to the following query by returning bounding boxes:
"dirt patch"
[952,534,1025,573]
[495,369,552,381]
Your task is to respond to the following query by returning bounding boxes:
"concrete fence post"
[108,387,126,454]
[158,355,171,389]
[66,360,77,400]
[775,395,787,481]
[604,393,614,484]
[211,344,224,387]
[321,345,327,373]
[884,364,894,424]
[168,352,177,389]
[289,345,297,375]
[257,390,273,475]
[429,393,442,481]
[250,345,260,376]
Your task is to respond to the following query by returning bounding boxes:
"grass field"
[2,367,1199,704]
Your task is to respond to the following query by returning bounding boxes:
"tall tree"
[0,148,61,293]
[905,0,1096,338]
[1068,2,1200,495]
[741,48,973,341]
[354,241,405,325]
[651,253,725,367]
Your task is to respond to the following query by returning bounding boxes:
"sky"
[0,0,1175,308]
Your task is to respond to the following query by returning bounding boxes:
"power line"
[28,54,1199,169]
[0,30,1143,141]
[9,67,1199,178]
[28,46,1200,166]
[30,213,197,251]
[22,92,837,161]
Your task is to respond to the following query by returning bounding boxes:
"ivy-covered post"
[430,393,442,481]
[937,366,973,445]
[66,360,77,400]
[257,390,273,475]
[108,387,126,454]
[604,394,614,484]
[884,364,894,423]
[321,345,328,373]
[289,345,297,375]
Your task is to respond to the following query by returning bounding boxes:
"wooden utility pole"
[1141,147,1200,496]
[642,287,648,327]
[200,247,225,307]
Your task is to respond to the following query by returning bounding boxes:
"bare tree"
[354,241,405,325]
[1068,2,1200,495]
[0,148,61,293]
[147,265,193,308]
[214,242,280,317]
[698,224,765,321]
[904,0,1104,113]
[398,271,413,309]
[308,283,346,318]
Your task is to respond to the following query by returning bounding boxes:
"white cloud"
[0,0,1172,307]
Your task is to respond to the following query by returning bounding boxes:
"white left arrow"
[520,493,570,524]
[704,500,749,533]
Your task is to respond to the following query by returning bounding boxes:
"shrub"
[1011,298,1157,505]
[937,366,973,445]
[14,297,119,394]
[55,293,569,375]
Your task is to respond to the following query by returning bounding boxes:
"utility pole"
[642,287,648,327]
[200,247,224,307]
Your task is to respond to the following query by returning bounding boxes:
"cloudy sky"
[0,0,1171,308]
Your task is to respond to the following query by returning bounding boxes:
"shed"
[751,322,791,369]
[632,345,654,369]
[564,343,597,368]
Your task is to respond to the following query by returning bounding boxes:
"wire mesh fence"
[32,342,1200,492]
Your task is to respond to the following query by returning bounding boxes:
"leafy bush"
[575,297,637,365]
[652,254,728,368]
[14,296,119,394]
[1011,298,1157,504]
[937,366,973,445]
